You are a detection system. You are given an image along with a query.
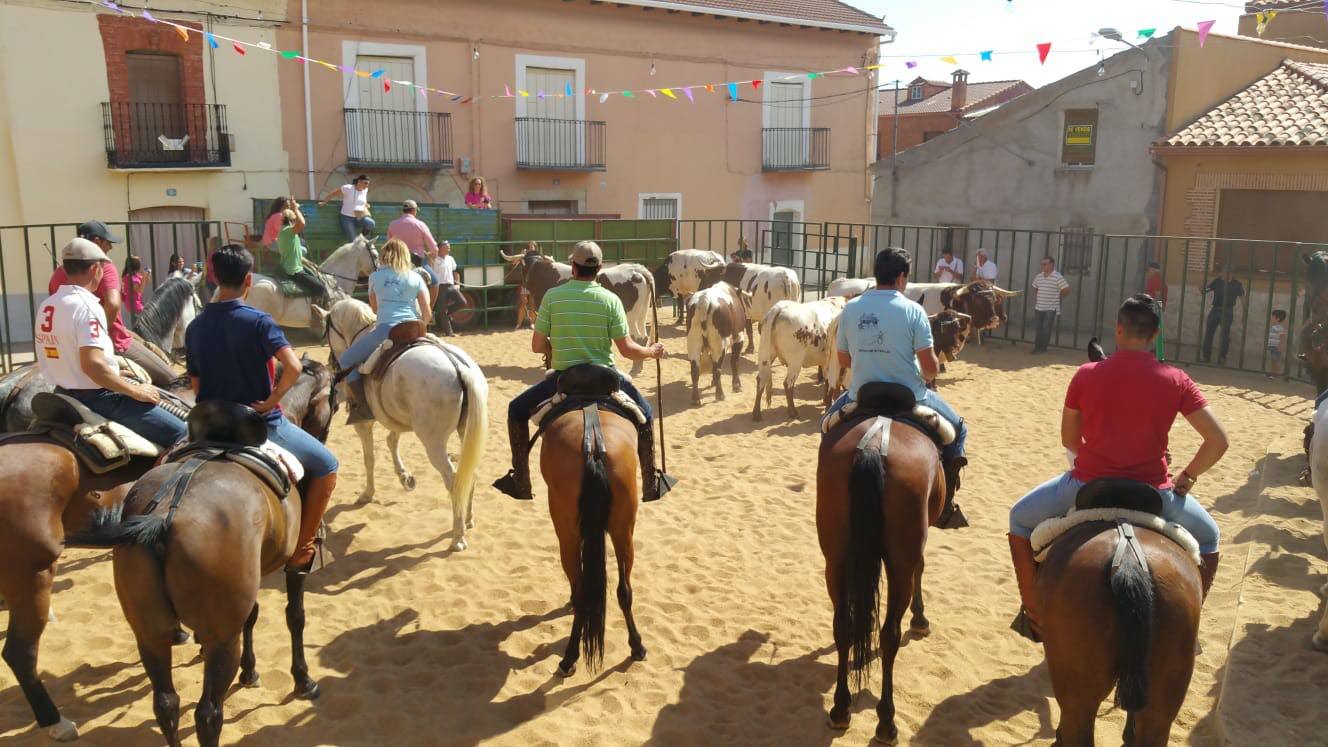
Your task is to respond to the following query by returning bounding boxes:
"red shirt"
[48,264,133,353]
[1066,350,1207,489]
[1145,273,1168,306]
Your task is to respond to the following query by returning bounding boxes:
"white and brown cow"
[653,249,726,326]
[825,307,974,400]
[753,295,847,421]
[827,278,1017,333]
[699,262,802,346]
[685,282,751,405]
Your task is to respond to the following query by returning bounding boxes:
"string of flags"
[93,1,1220,104]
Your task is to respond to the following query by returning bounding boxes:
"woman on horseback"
[336,238,431,424]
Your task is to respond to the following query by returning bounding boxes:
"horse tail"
[842,437,886,687]
[1110,541,1155,712]
[65,507,168,550]
[448,348,490,511]
[576,442,612,671]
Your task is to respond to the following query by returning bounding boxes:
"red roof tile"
[605,0,892,35]
[1162,59,1328,148]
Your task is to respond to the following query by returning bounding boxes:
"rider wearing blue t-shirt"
[824,247,970,528]
[185,244,340,573]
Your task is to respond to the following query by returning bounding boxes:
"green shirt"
[535,280,629,371]
[277,225,304,276]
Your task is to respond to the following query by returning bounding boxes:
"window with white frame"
[639,193,681,221]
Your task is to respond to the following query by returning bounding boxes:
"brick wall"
[98,14,205,106]
[878,112,960,157]
[1181,170,1328,270]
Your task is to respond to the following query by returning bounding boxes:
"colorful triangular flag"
[752,80,761,89]
[565,82,573,97]
[979,50,993,61]
[232,42,246,56]
[383,80,391,93]
[371,69,385,78]
[622,90,635,98]
[204,32,219,49]
[505,85,513,98]
[1138,28,1156,40]
[727,82,739,100]
[175,25,189,42]
[519,90,529,97]
[706,84,715,93]
[142,9,156,22]
[599,92,610,103]
[941,56,958,65]
[683,86,694,102]
[1197,20,1215,47]
[661,88,676,99]
[1037,42,1052,64]
[280,50,300,59]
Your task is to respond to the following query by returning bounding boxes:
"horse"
[64,403,322,747]
[538,370,647,676]
[817,390,946,744]
[323,299,489,551]
[248,235,378,331]
[1303,250,1328,324]
[1306,398,1328,651]
[133,275,202,357]
[0,365,334,741]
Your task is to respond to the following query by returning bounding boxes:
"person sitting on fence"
[320,175,374,241]
[336,239,431,424]
[276,206,328,305]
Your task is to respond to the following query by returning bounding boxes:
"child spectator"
[121,255,149,320]
[1268,309,1288,377]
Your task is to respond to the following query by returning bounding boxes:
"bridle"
[322,311,373,374]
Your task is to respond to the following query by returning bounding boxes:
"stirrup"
[286,526,329,575]
[936,500,969,529]
[644,470,677,503]
[493,470,532,501]
[1010,608,1041,643]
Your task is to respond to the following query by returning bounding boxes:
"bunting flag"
[622,90,636,98]
[383,80,391,93]
[752,80,761,89]
[371,69,385,78]
[1037,42,1052,64]
[1256,11,1277,36]
[683,86,694,102]
[519,90,529,97]
[807,72,820,80]
[505,85,512,98]
[1197,19,1215,47]
[141,9,155,22]
[565,82,573,96]
[727,82,738,100]
[599,92,610,103]
[205,32,219,49]
[941,56,958,65]
[280,50,299,59]
[906,61,918,69]
[706,83,715,93]
[980,50,993,61]
[842,66,857,75]
[1138,28,1156,40]
[646,89,657,98]
[175,25,189,42]
[661,88,676,99]
[232,42,246,56]
[537,90,545,99]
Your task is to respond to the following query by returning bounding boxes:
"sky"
[853,0,1248,88]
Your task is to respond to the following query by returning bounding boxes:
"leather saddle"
[361,321,434,382]
[1075,478,1164,516]
[2,391,164,474]
[530,364,646,438]
[839,382,952,447]
[166,402,294,499]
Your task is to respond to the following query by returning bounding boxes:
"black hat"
[76,220,122,244]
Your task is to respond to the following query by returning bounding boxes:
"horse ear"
[311,305,329,322]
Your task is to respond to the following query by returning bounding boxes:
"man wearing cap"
[35,239,187,447]
[47,221,178,387]
[387,200,442,307]
[494,240,668,503]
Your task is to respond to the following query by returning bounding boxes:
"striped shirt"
[1031,270,1070,312]
[535,280,629,371]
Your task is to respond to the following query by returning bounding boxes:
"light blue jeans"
[337,323,393,383]
[1009,471,1220,554]
[823,388,967,462]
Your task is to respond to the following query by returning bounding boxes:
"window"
[910,84,924,100]
[1062,108,1098,166]
[639,194,681,220]
[1058,226,1095,272]
[527,200,578,215]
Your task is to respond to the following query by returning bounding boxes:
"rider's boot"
[346,377,373,425]
[936,455,970,529]
[1200,552,1220,600]
[493,417,533,500]
[1008,534,1042,643]
[287,472,338,574]
[636,421,674,503]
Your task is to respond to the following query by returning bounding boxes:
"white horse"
[131,274,203,357]
[247,235,378,330]
[325,299,489,552]
[1309,401,1328,649]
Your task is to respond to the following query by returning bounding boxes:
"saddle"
[529,364,647,437]
[819,382,956,447]
[0,391,164,474]
[166,401,301,499]
[1029,478,1201,567]
[358,321,435,381]
[277,279,322,299]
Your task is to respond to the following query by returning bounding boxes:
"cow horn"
[499,250,522,262]
[992,287,1021,298]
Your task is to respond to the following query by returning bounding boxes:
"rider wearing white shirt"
[934,249,964,284]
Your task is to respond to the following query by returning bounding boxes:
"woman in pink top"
[120,255,149,319]
[464,177,493,209]
[261,196,296,248]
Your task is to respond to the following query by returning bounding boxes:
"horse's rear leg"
[422,436,469,551]
[284,571,320,700]
[556,531,583,676]
[137,637,181,747]
[0,564,77,741]
[876,550,920,744]
[194,636,242,747]
[909,560,930,636]
[386,431,416,491]
[114,546,183,744]
[238,603,260,687]
[609,519,646,662]
[825,562,852,730]
[353,421,377,503]
[1050,698,1097,747]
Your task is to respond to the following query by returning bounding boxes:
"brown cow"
[938,282,1016,333]
[686,282,751,405]
[931,309,973,373]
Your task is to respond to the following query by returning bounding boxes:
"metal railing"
[762,128,830,171]
[101,102,230,168]
[515,118,606,171]
[344,108,453,170]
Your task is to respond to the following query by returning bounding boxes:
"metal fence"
[514,118,606,171]
[101,102,230,168]
[344,109,453,170]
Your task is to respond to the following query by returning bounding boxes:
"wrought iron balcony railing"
[515,117,606,171]
[762,127,830,172]
[344,108,454,170]
[101,102,230,168]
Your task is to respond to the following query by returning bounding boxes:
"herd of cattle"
[501,246,1020,417]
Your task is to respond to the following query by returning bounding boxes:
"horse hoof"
[556,661,576,678]
[1313,632,1328,652]
[293,680,321,701]
[909,623,931,637]
[826,712,850,731]
[357,491,374,505]
[239,671,261,688]
[716,392,726,402]
[466,518,476,530]
[451,538,469,552]
[172,628,191,646]
[752,413,763,423]
[871,734,899,746]
[47,718,79,742]
[631,646,648,662]
[400,474,416,491]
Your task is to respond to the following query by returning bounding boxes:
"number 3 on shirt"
[39,306,54,333]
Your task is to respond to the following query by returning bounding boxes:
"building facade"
[1238,0,1328,50]
[876,71,1031,159]
[275,0,889,228]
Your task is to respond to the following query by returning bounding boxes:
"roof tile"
[622,0,891,34]
[1162,59,1328,148]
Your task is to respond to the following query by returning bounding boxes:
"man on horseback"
[36,238,188,447]
[1007,294,1228,640]
[824,247,969,528]
[494,240,667,503]
[276,205,329,307]
[185,244,340,573]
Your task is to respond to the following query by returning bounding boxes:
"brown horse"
[67,405,321,747]
[540,405,647,676]
[1038,520,1202,746]
[818,411,944,744]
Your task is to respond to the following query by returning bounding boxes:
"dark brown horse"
[818,412,944,744]
[540,406,647,676]
[1038,521,1202,745]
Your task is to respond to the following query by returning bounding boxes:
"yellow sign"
[1065,124,1094,146]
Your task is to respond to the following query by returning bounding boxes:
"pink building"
[276,0,892,226]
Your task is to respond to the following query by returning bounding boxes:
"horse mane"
[134,277,195,349]
[322,237,369,270]
[331,297,377,335]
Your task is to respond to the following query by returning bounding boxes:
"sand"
[2,325,1324,746]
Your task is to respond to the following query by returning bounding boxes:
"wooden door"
[353,55,420,162]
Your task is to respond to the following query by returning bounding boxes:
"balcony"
[344,109,453,170]
[515,118,606,171]
[762,128,830,172]
[101,102,231,169]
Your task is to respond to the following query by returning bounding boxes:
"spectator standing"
[464,177,493,209]
[319,175,374,241]
[934,248,964,284]
[1144,261,1168,360]
[432,240,467,336]
[973,249,998,285]
[1268,309,1288,377]
[1030,256,1070,354]
[1202,266,1245,365]
[120,255,149,323]
[387,200,442,308]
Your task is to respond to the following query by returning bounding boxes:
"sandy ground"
[2,323,1325,746]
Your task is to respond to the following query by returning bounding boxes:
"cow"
[825,308,974,400]
[653,249,726,326]
[699,262,802,346]
[685,282,751,405]
[753,296,847,421]
[827,278,1017,333]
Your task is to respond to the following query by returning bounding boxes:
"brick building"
[876,70,1031,158]
[1239,0,1328,50]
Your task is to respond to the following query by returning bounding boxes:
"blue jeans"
[509,373,652,423]
[339,214,375,241]
[337,323,393,383]
[65,389,188,448]
[823,388,967,462]
[411,254,440,286]
[268,415,338,478]
[1008,472,1220,554]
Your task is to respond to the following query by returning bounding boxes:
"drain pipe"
[301,0,315,198]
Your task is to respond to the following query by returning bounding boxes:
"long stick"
[651,285,667,475]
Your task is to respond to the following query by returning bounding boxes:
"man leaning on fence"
[1030,256,1070,354]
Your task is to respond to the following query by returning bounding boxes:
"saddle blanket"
[80,421,163,462]
[259,440,305,487]
[820,401,956,444]
[1031,508,1201,567]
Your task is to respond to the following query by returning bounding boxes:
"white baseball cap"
[61,237,111,262]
